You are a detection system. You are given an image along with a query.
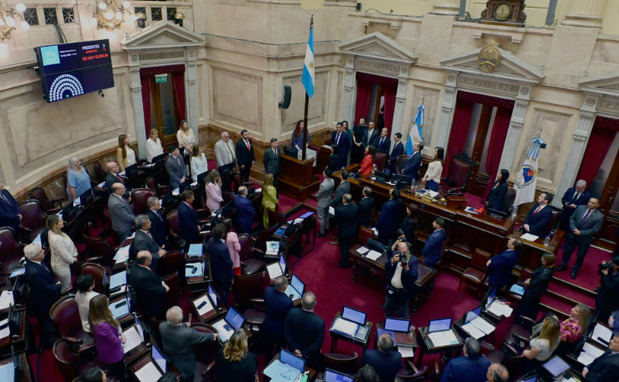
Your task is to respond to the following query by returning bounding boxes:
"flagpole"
[301,15,313,161]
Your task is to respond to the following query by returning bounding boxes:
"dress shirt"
[391,263,404,289]
[145,137,164,162]
[191,154,208,182]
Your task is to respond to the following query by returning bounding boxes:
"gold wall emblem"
[478,39,501,73]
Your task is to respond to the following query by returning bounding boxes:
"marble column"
[128,66,147,160]
[553,94,599,208]
[431,0,460,16]
[341,56,356,124]
[390,75,408,142]
[433,72,458,151]
[185,49,200,144]
[498,84,532,177]
[563,0,608,28]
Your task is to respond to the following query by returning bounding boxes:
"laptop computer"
[331,306,369,341]
[284,274,304,301]
[541,356,570,379]
[212,306,245,342]
[378,317,414,346]
[109,270,127,290]
[152,345,167,373]
[125,164,138,178]
[325,368,355,382]
[266,255,287,281]
[79,189,95,205]
[263,348,305,381]
[151,153,166,164]
[464,306,482,323]
[109,297,131,319]
[428,318,452,333]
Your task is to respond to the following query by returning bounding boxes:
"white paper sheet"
[331,317,358,337]
[114,245,131,263]
[356,246,369,255]
[366,250,382,261]
[470,316,495,335]
[520,233,539,242]
[135,362,162,382]
[0,290,14,310]
[397,345,415,358]
[193,295,214,316]
[428,330,459,347]
[122,326,143,353]
[461,322,485,339]
[213,319,234,342]
[329,206,335,216]
[577,342,604,366]
[267,262,283,279]
[592,323,612,346]
[0,318,9,339]
[486,300,513,317]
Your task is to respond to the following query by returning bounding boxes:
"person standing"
[263,138,281,186]
[291,120,310,157]
[207,224,233,306]
[104,162,125,191]
[388,132,404,173]
[421,147,444,192]
[485,238,521,300]
[331,170,350,210]
[108,183,135,241]
[176,120,195,173]
[384,240,418,318]
[190,145,208,183]
[116,134,136,172]
[558,197,603,279]
[366,121,379,148]
[485,169,509,212]
[0,182,21,233]
[596,256,619,323]
[205,170,224,212]
[132,215,167,273]
[582,332,619,382]
[335,194,359,268]
[89,295,126,381]
[67,157,92,202]
[402,142,423,180]
[422,218,446,268]
[145,129,164,163]
[357,187,375,228]
[146,196,167,247]
[517,253,555,321]
[75,275,99,333]
[215,329,257,382]
[262,174,278,228]
[178,190,200,245]
[263,276,293,354]
[522,192,554,238]
[377,188,404,245]
[234,186,256,234]
[362,334,402,382]
[559,179,591,231]
[316,169,335,237]
[284,292,324,369]
[351,118,367,164]
[47,215,78,293]
[236,129,255,183]
[440,338,490,382]
[130,251,169,320]
[331,122,350,169]
[398,204,418,246]
[214,131,236,170]
[376,128,391,154]
[165,146,187,189]
[359,146,375,177]
[224,219,241,276]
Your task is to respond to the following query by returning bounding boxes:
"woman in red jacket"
[360,145,376,176]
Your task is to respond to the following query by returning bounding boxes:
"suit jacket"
[596,271,619,316]
[568,206,604,243]
[25,259,61,316]
[234,195,256,234]
[488,249,519,289]
[263,286,293,343]
[440,355,491,382]
[207,237,233,286]
[147,209,167,247]
[377,199,404,237]
[108,194,135,236]
[422,229,446,267]
[385,252,418,297]
[585,351,619,382]
[327,153,341,171]
[357,197,375,227]
[362,349,402,382]
[354,124,368,145]
[178,201,199,244]
[129,262,166,318]
[235,138,255,167]
[523,266,553,302]
[486,182,508,212]
[0,189,20,231]
[335,203,359,240]
[132,230,161,260]
[284,308,325,362]
[389,141,404,171]
[165,155,186,188]
[331,180,350,208]
[214,139,236,167]
[159,321,215,380]
[331,131,350,169]
[104,172,125,191]
[402,151,422,179]
[376,136,391,153]
[263,147,281,175]
[524,204,554,238]
[366,128,379,147]
[561,187,591,220]
[316,178,334,209]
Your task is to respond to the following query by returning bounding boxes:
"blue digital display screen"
[225,307,245,330]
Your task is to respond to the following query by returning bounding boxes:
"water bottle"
[543,235,551,247]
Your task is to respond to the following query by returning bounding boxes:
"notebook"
[134,361,162,382]
[187,244,203,258]
[284,274,304,301]
[577,341,605,366]
[331,306,368,340]
[427,318,459,347]
[212,306,245,342]
[185,262,204,278]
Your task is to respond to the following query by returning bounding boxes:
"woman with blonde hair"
[190,145,208,183]
[116,134,136,172]
[558,303,591,354]
[524,315,561,364]
[261,173,278,227]
[176,120,194,172]
[205,170,223,211]
[145,129,164,163]
[89,295,126,381]
[47,215,78,293]
[67,157,92,202]
[216,329,257,382]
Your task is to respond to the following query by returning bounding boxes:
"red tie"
[534,206,541,215]
[245,139,250,150]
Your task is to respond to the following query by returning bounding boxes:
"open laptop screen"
[384,318,410,333]
[208,285,218,307]
[280,349,305,371]
[225,306,245,330]
[428,318,452,333]
[342,306,366,326]
[290,274,304,294]
[279,255,287,274]
[542,356,570,377]
[465,306,482,323]
[325,369,355,382]
[152,345,166,373]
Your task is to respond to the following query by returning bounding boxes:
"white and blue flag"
[406,103,424,155]
[513,137,545,208]
[302,25,315,98]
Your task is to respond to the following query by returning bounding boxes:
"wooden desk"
[0,306,27,357]
[375,323,418,350]
[329,314,372,352]
[416,326,463,367]
[279,154,320,201]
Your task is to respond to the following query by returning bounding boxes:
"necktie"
[573,191,579,201]
[245,139,250,150]
[380,137,385,148]
[534,206,541,215]
[115,174,123,182]
[336,133,341,145]
[580,209,592,227]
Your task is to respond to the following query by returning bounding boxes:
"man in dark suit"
[384,240,418,318]
[362,334,402,382]
[178,190,200,246]
[285,291,324,369]
[235,129,255,183]
[207,223,233,306]
[165,146,186,188]
[327,145,341,172]
[440,338,491,382]
[357,186,374,228]
[377,188,404,245]
[146,196,167,247]
[366,121,379,148]
[108,182,135,241]
[388,132,404,173]
[558,197,604,279]
[132,215,167,273]
[335,194,359,268]
[354,117,368,145]
[24,243,61,347]
[422,218,447,268]
[104,161,125,191]
[596,256,619,323]
[331,122,350,169]
[331,170,350,209]
[582,332,619,382]
[559,180,591,231]
[485,238,521,300]
[0,183,21,233]
[130,250,169,320]
[234,186,256,234]
[402,142,423,180]
[263,276,293,354]
[376,127,391,153]
[523,192,554,238]
[159,306,217,382]
[263,138,281,186]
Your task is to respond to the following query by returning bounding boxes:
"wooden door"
[466,104,493,195]
[597,146,619,246]
[150,73,179,149]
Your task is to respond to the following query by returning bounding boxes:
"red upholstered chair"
[374,152,387,171]
[19,199,48,242]
[396,360,428,381]
[131,188,155,215]
[232,272,266,328]
[29,187,64,214]
[0,227,24,276]
[321,352,359,375]
[92,162,107,184]
[459,248,492,296]
[80,263,108,294]
[52,338,80,381]
[237,234,266,275]
[190,323,218,380]
[162,273,179,310]
[166,209,182,243]
[397,154,410,173]
[440,152,473,195]
[49,295,94,354]
[81,233,115,266]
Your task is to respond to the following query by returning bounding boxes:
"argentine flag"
[302,25,315,98]
[513,137,545,208]
[406,104,424,155]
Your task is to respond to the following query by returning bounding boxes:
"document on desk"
[187,244,203,258]
[0,318,10,339]
[266,241,280,256]
[0,361,15,382]
[520,233,539,242]
[356,246,369,255]
[114,245,130,263]
[0,290,14,310]
[122,326,143,353]
[461,322,485,340]
[263,359,302,382]
[109,271,127,289]
[331,317,358,337]
[365,250,382,261]
[592,323,612,346]
[397,345,415,358]
[487,300,513,317]
[577,342,604,366]
[193,295,214,316]
[329,206,335,216]
[135,361,162,382]
[470,316,495,335]
[428,330,459,347]
[185,263,204,278]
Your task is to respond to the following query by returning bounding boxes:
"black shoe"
[556,265,567,271]
[570,271,578,279]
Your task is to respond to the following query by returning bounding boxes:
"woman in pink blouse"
[205,170,224,211]
[224,219,241,275]
[558,303,591,355]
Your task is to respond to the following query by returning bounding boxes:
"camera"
[599,261,614,276]
[399,253,408,266]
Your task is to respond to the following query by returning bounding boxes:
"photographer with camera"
[596,255,619,323]
[384,239,418,318]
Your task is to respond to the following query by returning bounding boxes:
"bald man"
[130,250,168,320]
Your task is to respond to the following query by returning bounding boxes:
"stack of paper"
[122,326,143,353]
[135,362,162,382]
[462,316,495,339]
[487,300,513,317]
[577,342,604,366]
[428,330,459,347]
[366,250,382,261]
[266,241,280,256]
[331,317,358,337]
[520,233,539,242]
[263,359,302,382]
[193,295,214,316]
[9,267,25,278]
[397,345,414,358]
[0,291,13,311]
[591,324,612,346]
[329,206,335,216]
[509,284,525,296]
[356,246,369,255]
[114,246,130,264]
[293,218,304,225]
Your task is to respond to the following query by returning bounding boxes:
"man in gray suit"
[558,197,604,279]
[317,169,335,237]
[159,306,217,382]
[331,169,351,209]
[108,183,135,241]
[165,146,186,188]
[132,215,166,273]
[214,131,236,169]
[264,138,281,186]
